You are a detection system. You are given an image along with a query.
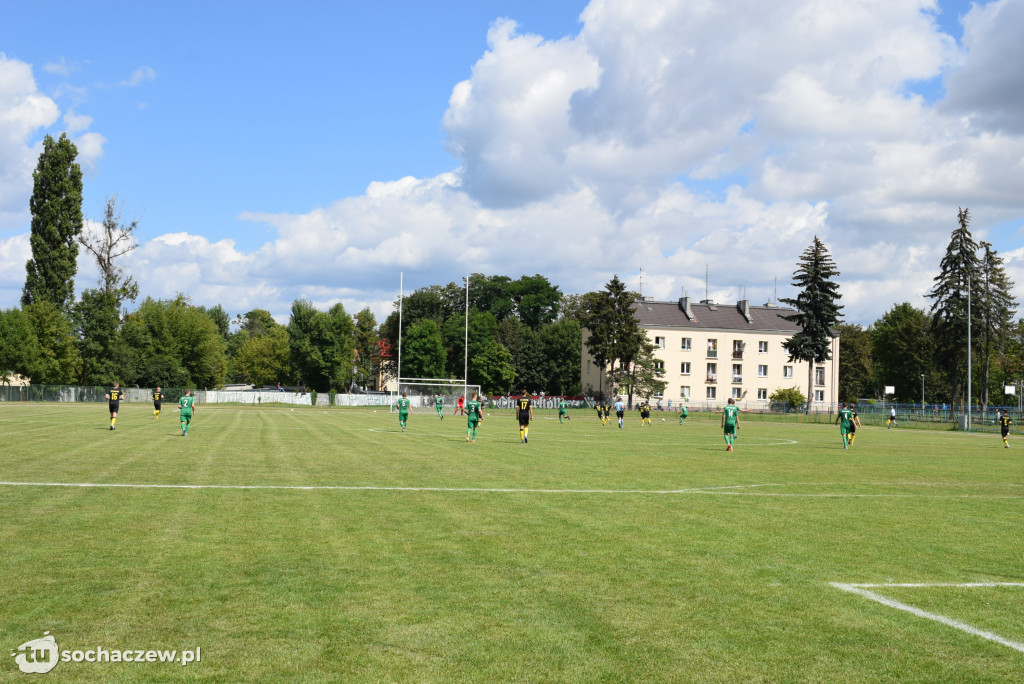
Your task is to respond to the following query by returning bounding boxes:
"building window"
[653,388,663,398]
[814,390,824,402]
[707,339,718,358]
[815,367,825,385]
[732,364,742,383]
[680,386,690,400]
[757,388,767,400]
[758,364,768,377]
[681,337,692,350]
[732,340,744,359]
[654,336,666,349]
[654,360,665,372]
[680,362,691,375]
[732,388,742,399]
[706,363,717,382]
[783,365,794,379]
[706,387,717,399]
[758,341,768,353]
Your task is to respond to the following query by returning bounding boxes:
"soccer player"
[594,400,604,424]
[152,386,163,420]
[455,395,465,416]
[105,382,124,430]
[558,398,570,423]
[395,392,412,432]
[434,393,444,420]
[465,391,483,442]
[640,400,652,427]
[835,402,854,449]
[516,392,534,442]
[679,404,689,425]
[887,406,898,429]
[847,403,862,445]
[721,397,740,451]
[999,409,1012,448]
[614,396,625,428]
[178,389,196,436]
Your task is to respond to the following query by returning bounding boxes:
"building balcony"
[706,350,718,359]
[732,375,743,384]
[706,374,717,383]
[732,350,743,359]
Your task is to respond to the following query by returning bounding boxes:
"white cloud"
[120,66,156,87]
[63,110,92,133]
[73,131,107,173]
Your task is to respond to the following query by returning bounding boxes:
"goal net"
[390,379,482,412]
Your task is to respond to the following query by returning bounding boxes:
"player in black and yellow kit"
[999,409,1012,448]
[602,401,611,425]
[105,382,124,430]
[639,400,652,427]
[595,400,604,423]
[516,393,534,443]
[153,386,164,420]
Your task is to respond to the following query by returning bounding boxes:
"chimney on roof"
[679,296,695,322]
[737,299,753,324]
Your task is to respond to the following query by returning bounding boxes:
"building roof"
[633,298,803,333]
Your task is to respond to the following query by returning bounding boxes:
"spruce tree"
[927,208,980,408]
[977,241,1017,409]
[780,237,843,413]
[22,133,84,312]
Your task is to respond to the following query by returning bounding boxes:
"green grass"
[1,403,1022,682]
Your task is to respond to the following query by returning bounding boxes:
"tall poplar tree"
[780,237,843,413]
[22,133,84,312]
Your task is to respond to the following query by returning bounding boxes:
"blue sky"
[2,0,1023,325]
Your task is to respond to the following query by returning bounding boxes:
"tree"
[352,308,379,391]
[469,274,514,322]
[77,195,140,307]
[623,342,667,404]
[22,133,84,313]
[780,237,843,412]
[233,327,291,387]
[400,319,446,380]
[539,318,582,395]
[871,303,936,403]
[74,289,120,385]
[583,276,647,400]
[23,301,80,384]
[0,308,41,383]
[496,319,546,392]
[198,304,231,340]
[769,387,806,412]
[287,300,354,392]
[509,274,561,329]
[927,208,980,408]
[976,241,1017,410]
[443,310,498,379]
[836,323,873,402]
[469,340,516,395]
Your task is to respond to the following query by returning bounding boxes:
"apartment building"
[581,297,839,409]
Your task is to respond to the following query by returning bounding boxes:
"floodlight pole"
[967,274,972,431]
[464,274,469,403]
[921,374,925,414]
[397,272,403,388]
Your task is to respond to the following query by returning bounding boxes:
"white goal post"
[389,378,483,411]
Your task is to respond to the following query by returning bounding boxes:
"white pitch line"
[846,582,1024,588]
[830,582,1024,654]
[0,481,774,491]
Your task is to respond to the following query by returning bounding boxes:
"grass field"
[1,402,1022,682]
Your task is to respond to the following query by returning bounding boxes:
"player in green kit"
[434,393,444,420]
[395,392,412,432]
[178,389,196,436]
[558,398,570,423]
[721,397,740,451]
[835,402,854,450]
[679,404,689,425]
[465,391,483,442]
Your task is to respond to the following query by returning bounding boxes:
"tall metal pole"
[967,274,972,431]
[464,274,469,402]
[397,272,403,388]
[921,374,925,413]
